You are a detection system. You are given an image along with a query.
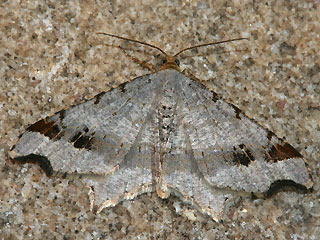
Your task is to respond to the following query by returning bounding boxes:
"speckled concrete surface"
[1,0,319,239]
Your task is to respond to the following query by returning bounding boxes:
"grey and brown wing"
[9,73,163,211]
[178,75,313,194]
[158,72,312,220]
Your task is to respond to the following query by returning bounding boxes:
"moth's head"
[159,56,180,71]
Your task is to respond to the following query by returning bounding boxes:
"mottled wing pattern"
[155,70,312,220]
[176,73,311,192]
[10,69,312,220]
[10,73,165,211]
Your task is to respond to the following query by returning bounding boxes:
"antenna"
[97,32,248,57]
[96,32,168,56]
[173,37,249,57]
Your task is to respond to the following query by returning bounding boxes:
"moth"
[9,33,313,221]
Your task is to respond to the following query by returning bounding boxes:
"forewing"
[157,71,312,220]
[178,74,312,193]
[9,73,164,210]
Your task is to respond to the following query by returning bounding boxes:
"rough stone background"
[1,0,319,239]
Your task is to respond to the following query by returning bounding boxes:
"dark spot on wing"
[232,144,255,167]
[278,143,302,158]
[70,132,82,143]
[27,119,62,140]
[212,91,219,102]
[232,151,250,166]
[119,82,128,93]
[69,127,94,150]
[267,142,303,162]
[231,105,242,119]
[94,92,106,104]
[74,135,93,149]
[12,154,54,176]
[267,130,274,141]
[239,144,255,161]
[264,180,312,197]
[59,110,66,122]
[26,109,66,140]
